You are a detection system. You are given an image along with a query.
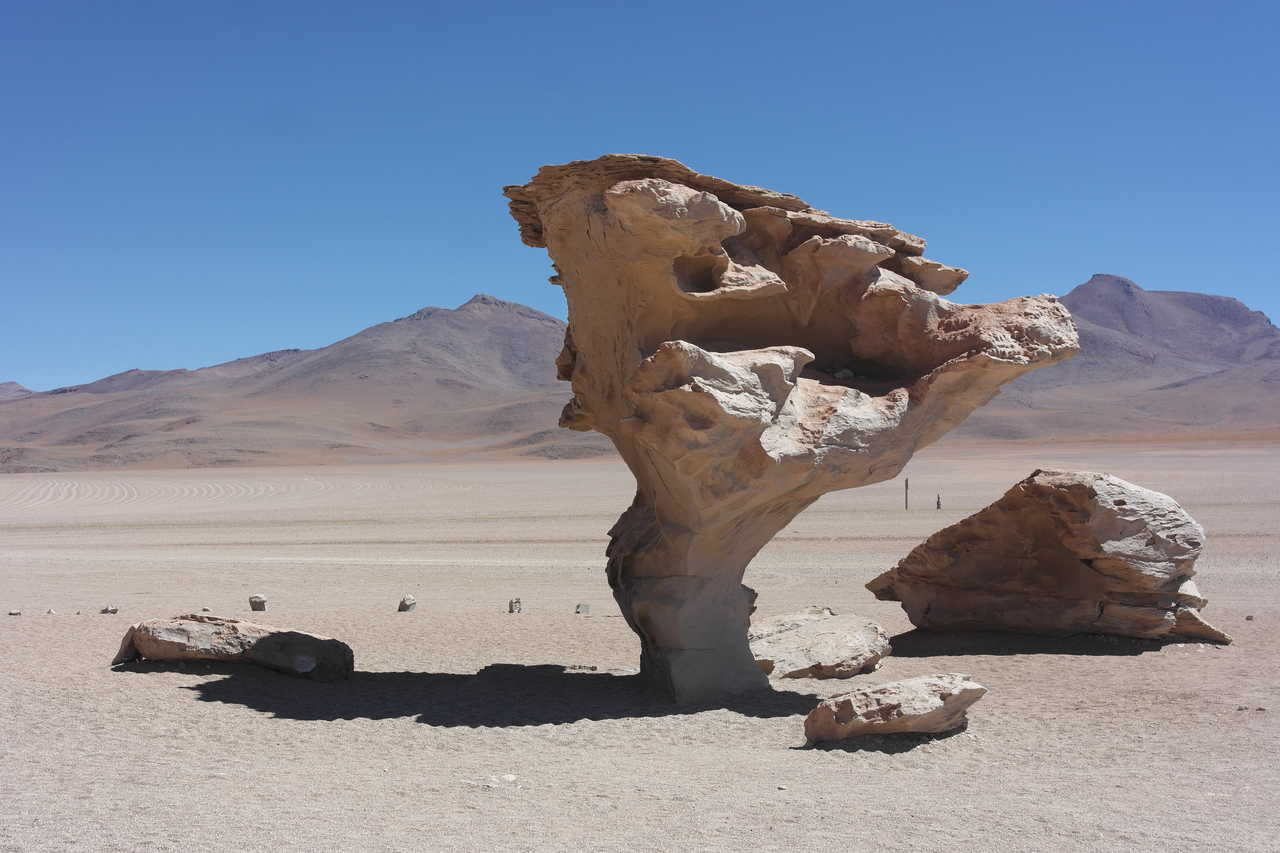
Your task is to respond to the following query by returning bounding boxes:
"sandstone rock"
[505,154,1078,703]
[868,470,1231,643]
[804,674,986,742]
[111,613,353,680]
[248,594,267,612]
[750,607,890,678]
[398,595,417,612]
[7,609,20,616]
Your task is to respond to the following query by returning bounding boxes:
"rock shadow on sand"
[888,629,1175,657]
[159,662,819,726]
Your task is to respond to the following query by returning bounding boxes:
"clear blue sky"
[4,1,1277,390]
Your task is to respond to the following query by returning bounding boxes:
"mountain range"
[2,276,1277,472]
[956,274,1280,439]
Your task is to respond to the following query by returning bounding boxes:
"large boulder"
[868,469,1231,643]
[804,673,986,742]
[505,154,1078,702]
[111,614,354,680]
[750,607,890,678]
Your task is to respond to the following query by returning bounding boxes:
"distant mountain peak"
[461,293,507,309]
[0,381,31,401]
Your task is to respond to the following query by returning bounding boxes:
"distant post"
[936,493,942,510]
[904,477,909,511]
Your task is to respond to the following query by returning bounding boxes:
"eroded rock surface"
[804,673,986,742]
[750,607,890,678]
[111,613,354,680]
[505,154,1078,702]
[868,469,1231,643]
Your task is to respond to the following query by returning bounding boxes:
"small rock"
[398,595,417,613]
[500,774,517,783]
[574,603,590,615]
[1245,615,1254,621]
[777,785,788,791]
[100,605,119,615]
[1238,705,1249,711]
[508,598,522,614]
[750,607,891,679]
[248,594,267,612]
[201,607,212,612]
[75,610,82,615]
[46,609,56,615]
[804,673,987,743]
[7,609,20,617]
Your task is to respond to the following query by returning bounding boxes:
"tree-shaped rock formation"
[505,155,1079,703]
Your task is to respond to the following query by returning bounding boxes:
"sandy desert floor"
[1,440,1277,852]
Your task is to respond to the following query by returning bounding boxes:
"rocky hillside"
[959,275,1280,438]
[3,278,1275,472]
[0,382,31,402]
[0,296,608,473]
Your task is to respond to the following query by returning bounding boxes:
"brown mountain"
[0,296,608,473]
[0,382,31,402]
[4,278,1275,472]
[957,274,1280,439]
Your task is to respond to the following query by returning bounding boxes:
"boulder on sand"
[868,470,1231,643]
[111,613,354,681]
[804,673,986,743]
[749,607,890,678]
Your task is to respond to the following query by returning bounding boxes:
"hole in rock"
[672,254,727,294]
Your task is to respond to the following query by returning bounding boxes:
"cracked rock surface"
[804,673,987,742]
[749,606,890,678]
[505,154,1078,702]
[868,469,1231,643]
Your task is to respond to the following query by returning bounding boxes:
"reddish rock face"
[506,155,1078,703]
[868,469,1231,644]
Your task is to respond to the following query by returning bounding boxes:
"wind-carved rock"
[868,470,1232,643]
[505,155,1079,703]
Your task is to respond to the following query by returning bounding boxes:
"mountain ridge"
[2,280,1276,473]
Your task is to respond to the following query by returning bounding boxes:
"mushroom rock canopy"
[504,154,1079,703]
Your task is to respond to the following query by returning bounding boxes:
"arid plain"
[1,439,1276,852]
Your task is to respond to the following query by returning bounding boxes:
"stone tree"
[505,155,1079,703]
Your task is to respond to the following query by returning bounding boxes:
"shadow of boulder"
[888,629,1173,658]
[171,662,819,726]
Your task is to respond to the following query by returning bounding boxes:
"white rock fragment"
[750,607,891,678]
[805,674,987,743]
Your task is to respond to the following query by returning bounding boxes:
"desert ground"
[1,440,1277,852]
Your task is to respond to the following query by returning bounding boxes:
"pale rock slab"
[505,154,1078,703]
[804,673,987,742]
[750,607,890,678]
[868,469,1231,643]
[111,613,354,680]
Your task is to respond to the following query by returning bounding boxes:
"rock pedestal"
[505,155,1078,702]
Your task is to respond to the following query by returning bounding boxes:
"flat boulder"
[749,607,890,678]
[868,469,1231,643]
[111,613,354,681]
[805,673,986,743]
